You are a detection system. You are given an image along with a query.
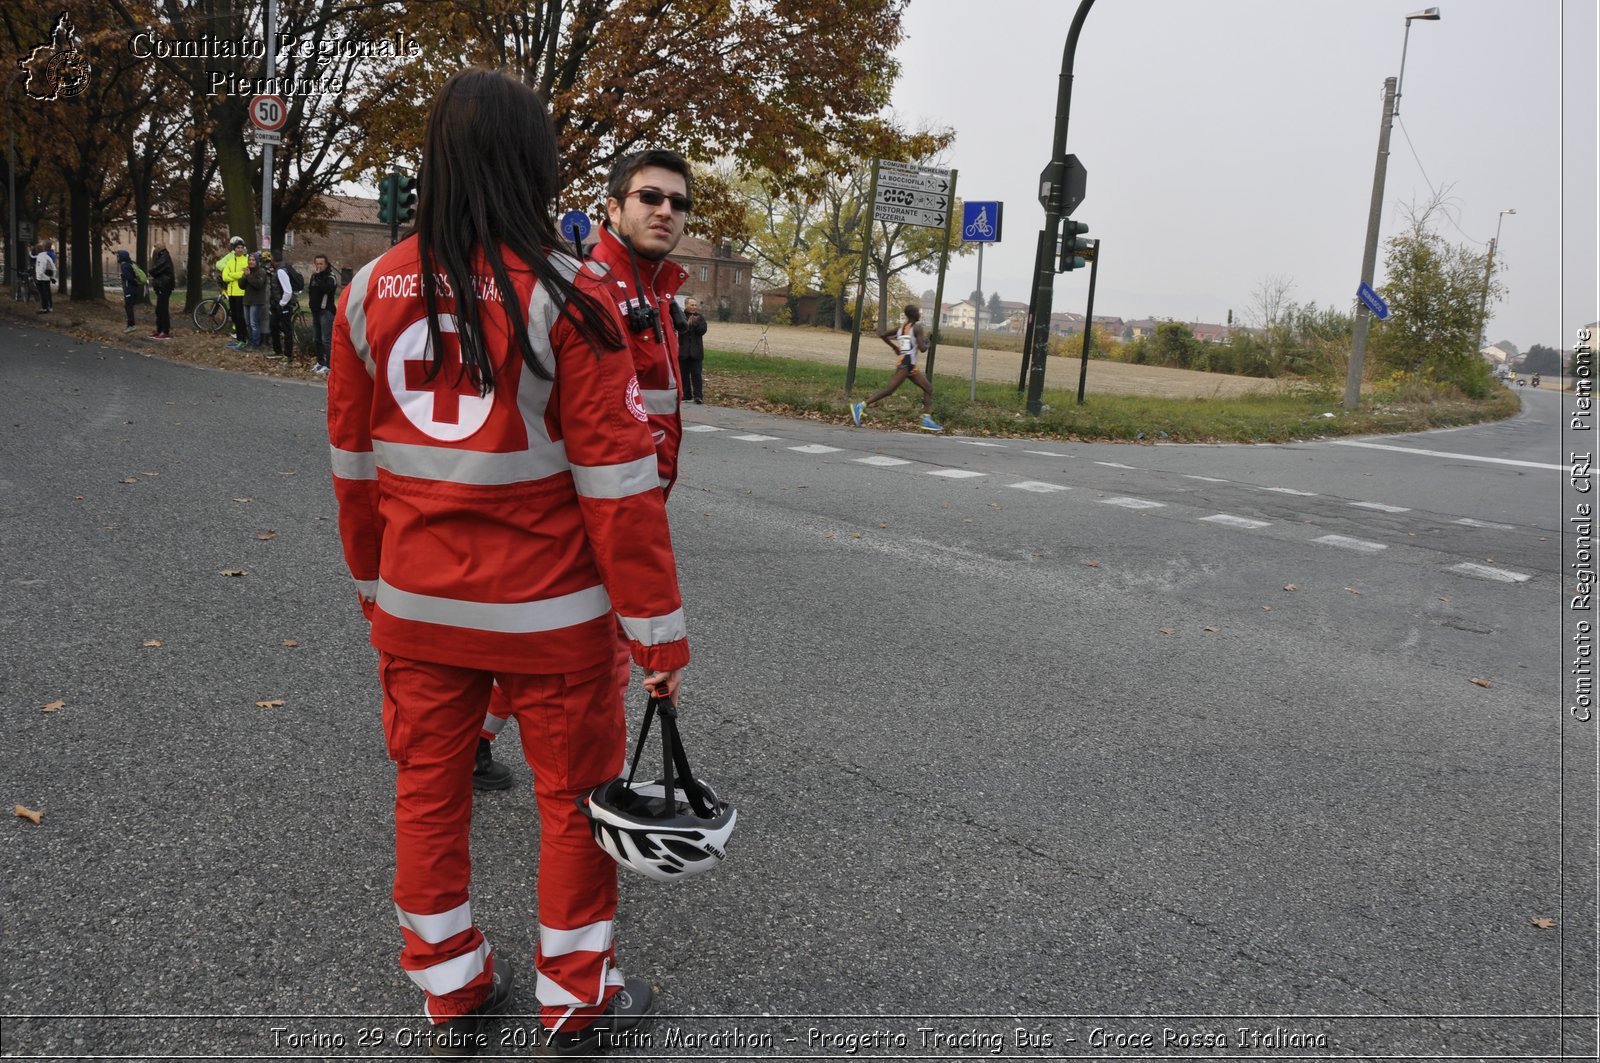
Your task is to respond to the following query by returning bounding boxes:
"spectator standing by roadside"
[267,252,298,361]
[675,297,707,404]
[242,252,268,350]
[217,236,249,347]
[34,239,55,313]
[149,245,175,339]
[115,250,139,332]
[307,254,338,375]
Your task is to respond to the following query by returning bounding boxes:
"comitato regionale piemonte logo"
[21,12,91,101]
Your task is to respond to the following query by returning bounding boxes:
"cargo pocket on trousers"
[379,655,413,764]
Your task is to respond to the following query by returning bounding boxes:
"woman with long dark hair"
[328,67,684,1056]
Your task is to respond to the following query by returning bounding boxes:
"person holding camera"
[675,297,707,404]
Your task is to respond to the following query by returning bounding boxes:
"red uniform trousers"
[381,652,628,1027]
[482,621,634,743]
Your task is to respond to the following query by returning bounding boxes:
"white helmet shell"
[578,776,736,882]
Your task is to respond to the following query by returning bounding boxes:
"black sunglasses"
[625,188,692,214]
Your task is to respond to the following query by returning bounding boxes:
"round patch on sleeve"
[625,376,648,422]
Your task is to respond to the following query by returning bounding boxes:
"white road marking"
[1007,481,1071,493]
[788,444,842,454]
[1314,534,1388,554]
[730,434,779,442]
[953,439,1007,448]
[1262,486,1318,496]
[1330,440,1566,471]
[1201,514,1272,530]
[683,424,724,433]
[1024,450,1070,457]
[854,455,911,467]
[1095,461,1137,469]
[1099,497,1165,509]
[1350,501,1410,513]
[1449,562,1532,583]
[927,469,987,479]
[1183,475,1230,483]
[1454,517,1515,530]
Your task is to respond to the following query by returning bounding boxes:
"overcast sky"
[889,0,1597,352]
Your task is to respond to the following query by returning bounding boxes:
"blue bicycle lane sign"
[962,201,1003,243]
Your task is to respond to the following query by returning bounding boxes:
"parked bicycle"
[14,266,37,303]
[192,286,231,332]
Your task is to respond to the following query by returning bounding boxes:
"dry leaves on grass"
[1531,917,1555,929]
[14,805,42,825]
[255,698,286,708]
[41,700,65,713]
[1469,677,1493,689]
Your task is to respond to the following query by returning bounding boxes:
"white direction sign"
[249,129,283,146]
[875,185,949,211]
[874,203,949,229]
[877,161,953,195]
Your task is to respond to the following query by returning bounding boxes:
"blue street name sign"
[962,201,1003,243]
[1357,281,1389,320]
[560,210,592,244]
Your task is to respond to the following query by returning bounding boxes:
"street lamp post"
[1344,7,1441,411]
[1473,208,1515,356]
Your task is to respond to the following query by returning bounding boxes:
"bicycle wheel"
[291,308,313,353]
[194,297,228,332]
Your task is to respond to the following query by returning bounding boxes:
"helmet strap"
[627,695,717,819]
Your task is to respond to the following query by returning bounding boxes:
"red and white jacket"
[327,237,689,675]
[584,226,687,498]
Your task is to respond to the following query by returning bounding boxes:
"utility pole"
[1344,77,1396,411]
[261,0,276,252]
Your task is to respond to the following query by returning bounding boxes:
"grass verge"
[702,348,1520,443]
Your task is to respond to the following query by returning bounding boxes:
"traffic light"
[1059,219,1091,272]
[377,173,399,225]
[396,176,418,224]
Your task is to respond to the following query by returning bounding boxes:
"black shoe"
[537,978,655,1057]
[472,737,513,791]
[428,954,513,1058]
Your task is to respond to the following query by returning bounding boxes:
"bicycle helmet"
[578,696,736,882]
[229,235,245,247]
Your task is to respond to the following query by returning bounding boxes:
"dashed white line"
[1454,518,1515,530]
[1095,461,1137,469]
[1262,487,1318,497]
[1007,481,1071,493]
[730,434,779,442]
[1449,562,1532,583]
[1314,534,1388,554]
[1024,450,1070,457]
[853,455,911,467]
[1183,475,1229,483]
[683,425,724,433]
[1200,514,1272,530]
[927,469,987,479]
[1099,497,1165,509]
[953,439,1007,448]
[788,444,842,455]
[1350,501,1410,513]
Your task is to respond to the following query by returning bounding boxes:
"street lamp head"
[1501,208,1517,216]
[1405,7,1441,21]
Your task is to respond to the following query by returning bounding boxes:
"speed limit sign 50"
[249,95,287,132]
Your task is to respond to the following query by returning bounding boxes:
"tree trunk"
[66,176,96,302]
[185,117,209,308]
[213,122,257,250]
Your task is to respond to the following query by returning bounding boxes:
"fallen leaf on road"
[823,532,836,540]
[1084,560,1101,568]
[256,699,285,708]
[1531,917,1555,929]
[1469,677,1492,688]
[988,502,1001,509]
[220,568,247,577]
[1158,627,1175,636]
[142,640,162,648]
[1283,584,1298,592]
[1262,605,1273,611]
[1439,597,1452,603]
[119,477,138,484]
[256,531,277,541]
[1345,587,1363,595]
[878,523,887,528]
[74,496,84,500]
[14,805,42,825]
[850,532,862,539]
[41,700,65,713]
[1203,626,1218,632]
[232,497,253,503]
[281,639,299,648]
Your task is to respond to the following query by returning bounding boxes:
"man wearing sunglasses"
[475,150,697,791]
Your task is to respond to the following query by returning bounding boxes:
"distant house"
[1480,343,1515,366]
[1091,315,1125,337]
[1125,318,1160,340]
[1189,322,1231,345]
[759,287,823,326]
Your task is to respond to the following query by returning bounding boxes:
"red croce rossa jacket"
[327,236,689,676]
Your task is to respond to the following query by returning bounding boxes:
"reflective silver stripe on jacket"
[640,388,678,415]
[570,454,658,500]
[397,900,472,945]
[329,446,377,480]
[376,579,611,634]
[344,260,378,377]
[372,439,569,485]
[616,607,686,647]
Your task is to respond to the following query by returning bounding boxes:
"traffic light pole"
[1076,238,1101,404]
[1023,0,1097,417]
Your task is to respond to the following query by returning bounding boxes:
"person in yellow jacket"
[216,236,249,348]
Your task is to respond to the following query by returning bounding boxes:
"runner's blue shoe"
[850,401,864,426]
[919,414,943,432]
